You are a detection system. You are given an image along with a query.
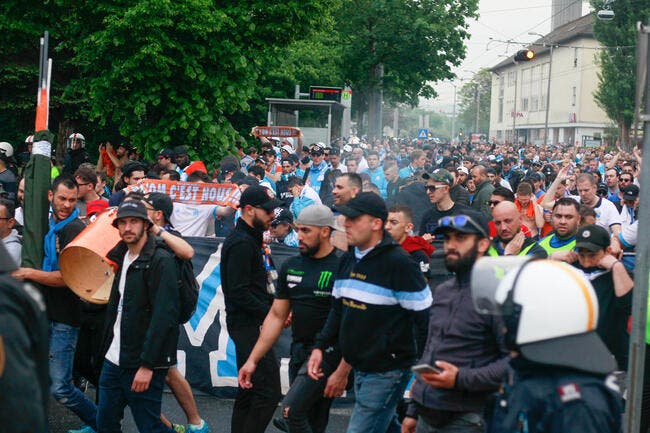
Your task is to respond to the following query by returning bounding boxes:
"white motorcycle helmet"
[66,133,86,150]
[471,257,617,375]
[0,142,14,159]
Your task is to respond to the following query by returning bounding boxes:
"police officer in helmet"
[471,257,623,433]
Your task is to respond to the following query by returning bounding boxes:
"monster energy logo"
[317,271,333,289]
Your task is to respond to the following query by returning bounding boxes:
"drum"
[59,207,121,304]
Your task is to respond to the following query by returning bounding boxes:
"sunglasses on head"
[438,215,486,237]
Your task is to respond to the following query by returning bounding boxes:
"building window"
[522,97,529,111]
[573,48,578,68]
[531,95,539,112]
[541,93,547,110]
[571,86,576,107]
[508,71,516,87]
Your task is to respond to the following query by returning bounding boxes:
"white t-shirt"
[105,252,138,365]
[170,202,221,237]
[578,197,622,234]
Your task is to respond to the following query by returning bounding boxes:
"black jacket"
[485,359,622,433]
[315,233,431,372]
[409,274,510,414]
[0,274,50,431]
[100,234,180,369]
[221,219,274,329]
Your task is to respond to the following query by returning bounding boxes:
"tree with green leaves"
[590,0,650,147]
[336,0,479,138]
[457,69,491,135]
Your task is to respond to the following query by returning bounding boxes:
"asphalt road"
[49,388,353,433]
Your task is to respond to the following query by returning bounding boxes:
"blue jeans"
[415,412,484,433]
[97,360,173,433]
[49,321,97,429]
[347,369,411,433]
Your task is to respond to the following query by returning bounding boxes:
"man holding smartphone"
[403,210,510,433]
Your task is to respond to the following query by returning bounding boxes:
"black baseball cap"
[239,185,282,211]
[623,184,639,200]
[433,210,489,238]
[157,148,175,159]
[174,145,188,155]
[335,192,388,221]
[575,225,609,252]
[112,200,150,227]
[271,208,293,226]
[144,192,174,222]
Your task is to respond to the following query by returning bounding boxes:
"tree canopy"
[456,69,491,135]
[590,0,650,146]
[0,0,478,160]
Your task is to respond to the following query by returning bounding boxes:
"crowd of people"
[0,130,645,433]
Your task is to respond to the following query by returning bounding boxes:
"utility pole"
[530,32,554,145]
[475,84,480,134]
[544,43,554,145]
[625,20,650,433]
[451,83,457,143]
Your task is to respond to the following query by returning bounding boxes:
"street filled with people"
[0,133,646,433]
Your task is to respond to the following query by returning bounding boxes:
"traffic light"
[514,49,535,61]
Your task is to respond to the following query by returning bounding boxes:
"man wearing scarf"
[13,175,98,432]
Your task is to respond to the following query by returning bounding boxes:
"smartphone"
[411,363,443,374]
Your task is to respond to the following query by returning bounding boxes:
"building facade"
[488,14,612,146]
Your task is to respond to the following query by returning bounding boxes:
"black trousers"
[282,343,340,433]
[230,324,282,433]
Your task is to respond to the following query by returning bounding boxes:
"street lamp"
[529,32,554,145]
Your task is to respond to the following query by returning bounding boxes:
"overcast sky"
[420,0,592,113]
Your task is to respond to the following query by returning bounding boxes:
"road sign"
[417,128,429,140]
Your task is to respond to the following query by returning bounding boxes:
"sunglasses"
[438,215,486,237]
[425,185,447,192]
[486,200,502,207]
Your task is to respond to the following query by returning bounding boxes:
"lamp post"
[529,32,554,145]
[451,82,457,143]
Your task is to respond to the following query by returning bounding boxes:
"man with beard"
[535,197,581,259]
[239,204,348,433]
[402,210,510,433]
[12,176,97,433]
[221,185,283,433]
[97,199,181,432]
[308,192,431,433]
[488,202,547,258]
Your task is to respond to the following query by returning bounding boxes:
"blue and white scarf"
[42,208,79,271]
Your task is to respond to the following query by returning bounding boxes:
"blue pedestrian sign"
[417,128,429,140]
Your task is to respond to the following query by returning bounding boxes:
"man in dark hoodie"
[221,185,283,433]
[403,210,509,433]
[308,192,432,433]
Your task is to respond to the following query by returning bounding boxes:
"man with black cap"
[239,204,346,433]
[221,185,283,433]
[97,199,181,432]
[308,192,432,433]
[570,224,633,370]
[472,257,622,433]
[403,210,509,433]
[143,192,209,432]
[269,207,298,247]
[174,145,191,181]
[157,148,181,175]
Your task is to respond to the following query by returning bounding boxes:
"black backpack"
[153,238,200,324]
[176,257,200,324]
